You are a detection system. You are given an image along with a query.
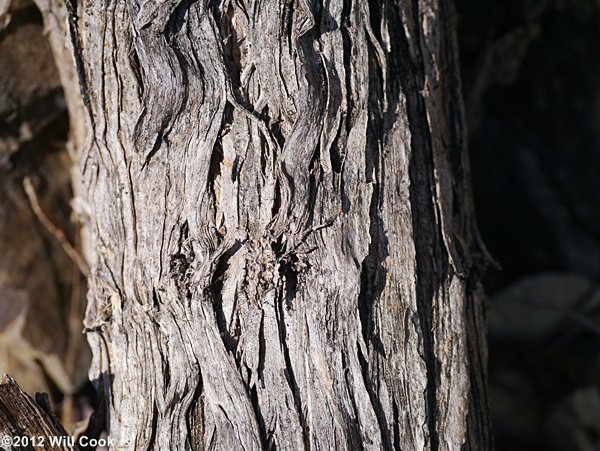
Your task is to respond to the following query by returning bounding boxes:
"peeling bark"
[39,0,491,449]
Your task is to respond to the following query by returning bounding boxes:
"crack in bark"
[249,375,268,447]
[187,370,205,451]
[146,402,159,451]
[356,343,392,450]
[340,351,366,450]
[211,241,243,353]
[275,289,306,443]
[64,0,93,123]
[170,221,194,299]
[357,178,387,357]
[391,399,400,451]
[384,2,451,449]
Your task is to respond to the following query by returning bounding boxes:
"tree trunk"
[38,0,491,449]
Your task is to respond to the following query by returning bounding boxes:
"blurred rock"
[488,273,598,342]
[488,273,600,450]
[545,387,600,451]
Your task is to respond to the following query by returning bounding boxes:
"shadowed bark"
[32,0,492,449]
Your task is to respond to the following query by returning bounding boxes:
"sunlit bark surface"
[35,0,492,449]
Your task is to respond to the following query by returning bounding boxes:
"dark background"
[457,0,600,449]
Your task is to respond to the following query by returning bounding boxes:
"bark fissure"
[275,290,305,436]
[64,0,93,120]
[357,342,393,450]
[388,6,449,451]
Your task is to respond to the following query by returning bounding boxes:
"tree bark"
[0,374,73,451]
[38,0,491,449]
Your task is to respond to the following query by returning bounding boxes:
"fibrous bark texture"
[0,374,72,450]
[42,0,491,449]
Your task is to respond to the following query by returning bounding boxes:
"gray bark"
[37,0,492,449]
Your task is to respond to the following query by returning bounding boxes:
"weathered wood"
[0,374,73,450]
[36,0,492,449]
